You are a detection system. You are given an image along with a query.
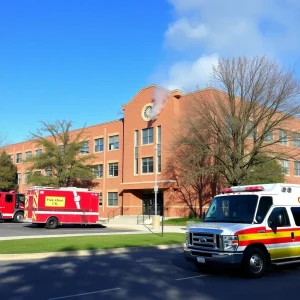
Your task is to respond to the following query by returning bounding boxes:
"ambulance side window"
[268,207,290,228]
[5,194,13,203]
[291,207,300,226]
[256,196,273,223]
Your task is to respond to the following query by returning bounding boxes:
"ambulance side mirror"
[269,214,283,228]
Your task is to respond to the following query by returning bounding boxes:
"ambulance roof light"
[221,185,265,194]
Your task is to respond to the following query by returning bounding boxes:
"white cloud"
[165,18,208,50]
[155,0,300,91]
[161,53,219,91]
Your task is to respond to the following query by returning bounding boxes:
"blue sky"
[1,0,300,144]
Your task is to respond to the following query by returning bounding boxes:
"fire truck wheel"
[46,217,58,229]
[242,247,267,278]
[13,211,24,223]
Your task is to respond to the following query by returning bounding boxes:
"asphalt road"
[1,246,300,300]
[0,221,136,238]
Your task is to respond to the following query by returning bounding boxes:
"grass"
[0,233,184,254]
[162,218,202,226]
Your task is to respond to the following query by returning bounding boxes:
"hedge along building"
[2,85,300,218]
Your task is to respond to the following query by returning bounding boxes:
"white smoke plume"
[150,88,170,120]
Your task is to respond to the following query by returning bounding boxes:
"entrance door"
[142,191,163,216]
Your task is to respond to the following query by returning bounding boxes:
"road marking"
[48,288,121,299]
[175,274,210,281]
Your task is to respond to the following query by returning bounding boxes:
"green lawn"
[162,218,202,226]
[0,233,184,254]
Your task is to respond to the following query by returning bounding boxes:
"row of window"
[9,127,157,164]
[280,160,300,176]
[226,119,300,146]
[94,157,159,178]
[16,156,157,184]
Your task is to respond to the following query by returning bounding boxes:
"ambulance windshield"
[204,195,258,224]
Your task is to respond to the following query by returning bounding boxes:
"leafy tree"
[180,56,300,186]
[25,120,98,188]
[0,151,18,191]
[241,154,285,185]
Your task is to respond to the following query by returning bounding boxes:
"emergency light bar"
[221,185,265,194]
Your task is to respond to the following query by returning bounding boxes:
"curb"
[0,243,184,261]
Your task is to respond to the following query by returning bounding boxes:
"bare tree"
[179,56,300,186]
[164,138,223,217]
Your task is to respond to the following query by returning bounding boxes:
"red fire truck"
[24,186,100,229]
[0,191,25,222]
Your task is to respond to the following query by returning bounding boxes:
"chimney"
[171,89,183,99]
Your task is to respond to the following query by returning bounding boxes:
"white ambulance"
[184,183,300,278]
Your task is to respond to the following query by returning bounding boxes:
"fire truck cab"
[0,191,25,222]
[184,183,300,278]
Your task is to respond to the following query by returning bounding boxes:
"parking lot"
[0,221,137,239]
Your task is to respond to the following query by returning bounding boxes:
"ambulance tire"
[13,211,24,223]
[194,263,210,273]
[242,247,267,278]
[46,217,58,229]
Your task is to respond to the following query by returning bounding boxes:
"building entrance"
[142,191,163,216]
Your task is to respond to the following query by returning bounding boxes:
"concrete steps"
[99,215,153,225]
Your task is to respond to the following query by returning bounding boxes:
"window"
[157,126,161,144]
[291,207,300,226]
[108,192,118,206]
[99,192,103,206]
[142,157,153,173]
[45,169,52,177]
[16,153,22,163]
[35,149,42,156]
[295,162,300,176]
[225,116,232,136]
[108,135,119,150]
[17,173,21,184]
[157,144,161,173]
[255,196,273,223]
[246,120,256,139]
[263,131,273,142]
[134,130,139,175]
[9,154,13,163]
[108,162,118,177]
[94,164,103,178]
[80,141,89,154]
[25,151,32,159]
[268,207,290,227]
[280,160,290,175]
[142,128,153,145]
[293,133,300,147]
[16,194,25,206]
[58,145,64,154]
[5,194,13,203]
[94,138,104,152]
[24,173,29,184]
[279,129,288,145]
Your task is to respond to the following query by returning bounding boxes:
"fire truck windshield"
[204,195,259,224]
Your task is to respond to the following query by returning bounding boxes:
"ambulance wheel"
[13,211,24,223]
[242,247,266,278]
[46,217,58,229]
